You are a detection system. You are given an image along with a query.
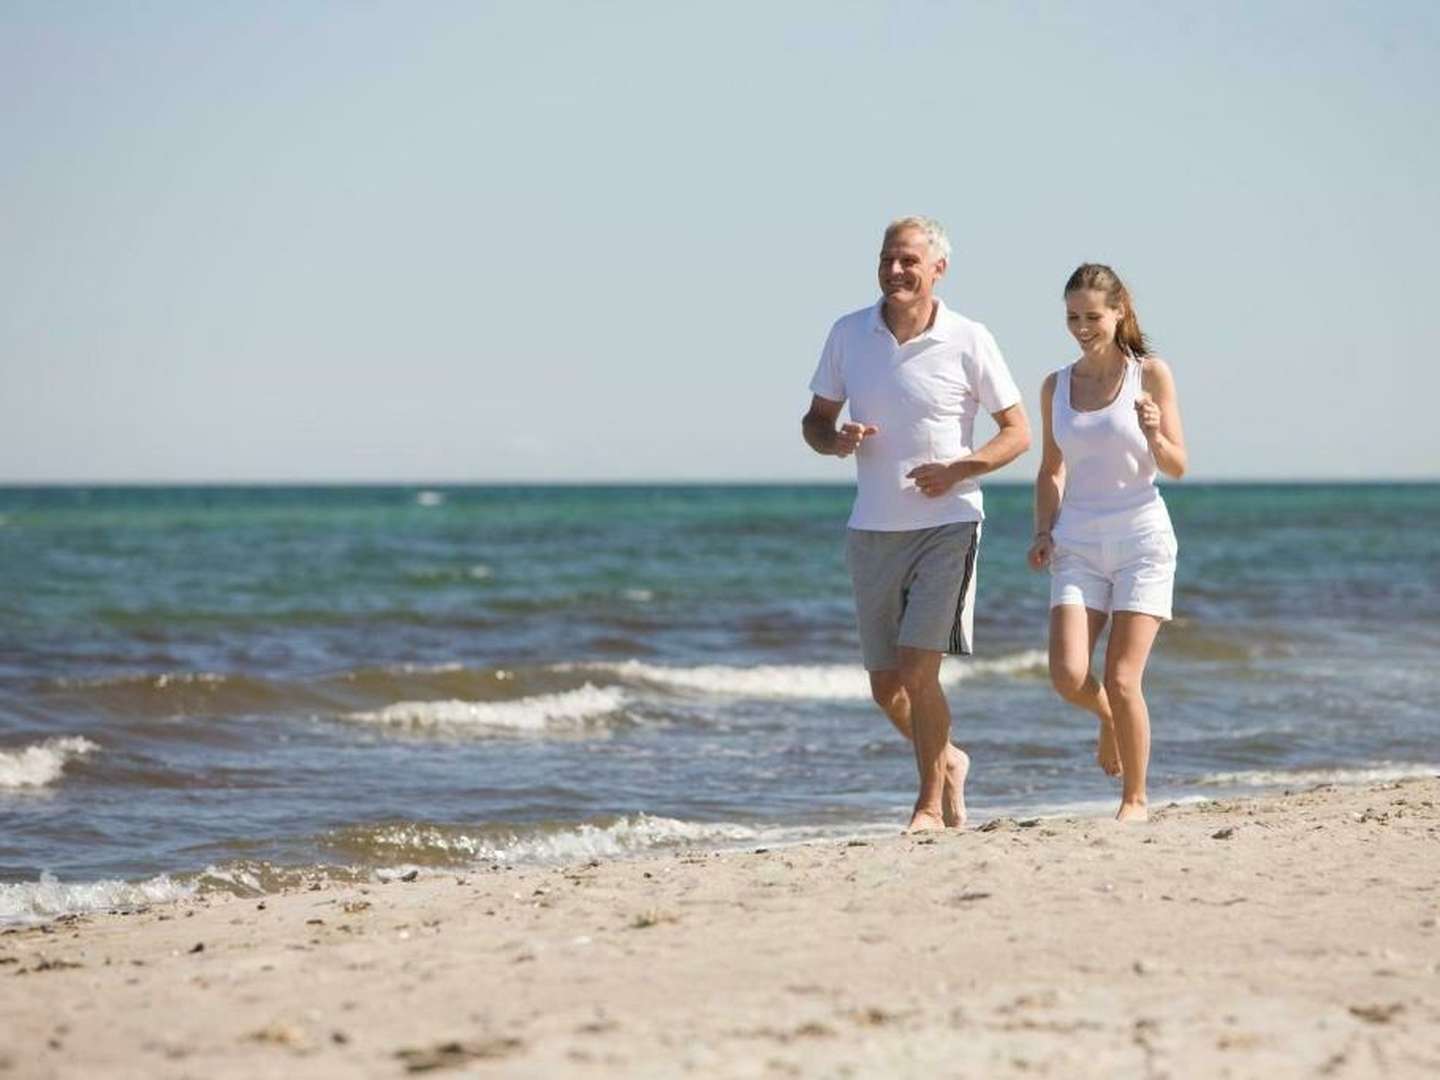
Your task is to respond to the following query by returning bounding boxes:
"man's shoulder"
[829,303,879,338]
[936,304,995,347]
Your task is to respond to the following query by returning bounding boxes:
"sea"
[2,483,1436,924]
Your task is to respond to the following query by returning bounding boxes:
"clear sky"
[3,1,1436,483]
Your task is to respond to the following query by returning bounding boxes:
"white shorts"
[1049,528,1177,621]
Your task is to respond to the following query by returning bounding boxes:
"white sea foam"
[195,864,266,893]
[51,671,228,690]
[415,490,445,507]
[0,871,194,927]
[345,684,627,732]
[564,650,1048,700]
[459,815,776,864]
[378,661,465,675]
[1194,763,1440,789]
[0,736,98,790]
[345,814,893,867]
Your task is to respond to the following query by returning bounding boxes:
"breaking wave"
[321,814,767,865]
[562,650,1048,699]
[318,813,889,867]
[1193,763,1439,789]
[0,871,194,927]
[0,736,98,790]
[342,684,628,733]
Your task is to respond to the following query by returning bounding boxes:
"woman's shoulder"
[1138,355,1175,391]
[1041,361,1074,391]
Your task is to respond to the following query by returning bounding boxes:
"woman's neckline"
[1068,358,1131,414]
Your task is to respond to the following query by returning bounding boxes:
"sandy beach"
[4,777,1438,1078]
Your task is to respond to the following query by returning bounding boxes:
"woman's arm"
[1136,358,1187,479]
[1028,372,1066,570]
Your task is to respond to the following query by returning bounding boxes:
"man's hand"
[833,422,878,458]
[906,460,974,498]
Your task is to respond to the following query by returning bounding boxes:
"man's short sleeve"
[969,324,1021,414]
[808,322,846,403]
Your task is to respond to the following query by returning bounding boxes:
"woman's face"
[1065,289,1123,353]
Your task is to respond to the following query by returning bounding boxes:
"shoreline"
[0,782,1355,928]
[3,777,1438,1078]
[8,769,1436,920]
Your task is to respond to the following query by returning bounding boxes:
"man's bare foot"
[1115,799,1149,823]
[905,809,946,833]
[1097,722,1122,777]
[942,747,969,829]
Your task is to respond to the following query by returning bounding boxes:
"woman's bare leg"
[1103,612,1164,822]
[1048,605,1121,776]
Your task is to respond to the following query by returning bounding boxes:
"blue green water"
[1,483,1437,920]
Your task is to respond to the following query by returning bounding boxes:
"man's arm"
[802,395,877,458]
[965,402,1031,476]
[908,403,1032,497]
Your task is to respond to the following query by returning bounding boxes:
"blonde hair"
[883,216,951,262]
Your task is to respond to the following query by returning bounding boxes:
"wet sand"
[3,777,1438,1078]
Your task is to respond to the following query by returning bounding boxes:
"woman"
[1027,264,1187,822]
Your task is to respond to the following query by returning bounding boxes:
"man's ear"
[934,257,948,278]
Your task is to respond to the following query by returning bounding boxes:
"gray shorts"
[844,522,980,672]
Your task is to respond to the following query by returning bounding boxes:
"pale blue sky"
[3,1,1436,482]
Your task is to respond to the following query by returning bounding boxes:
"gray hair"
[883,216,951,262]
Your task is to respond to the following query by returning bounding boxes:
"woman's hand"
[1027,531,1054,571]
[1134,392,1162,438]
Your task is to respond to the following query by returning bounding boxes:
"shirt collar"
[869,298,955,342]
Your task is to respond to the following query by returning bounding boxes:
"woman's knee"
[1049,663,1089,700]
[1103,668,1143,703]
[1048,656,1088,705]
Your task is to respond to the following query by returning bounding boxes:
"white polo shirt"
[810,299,1021,531]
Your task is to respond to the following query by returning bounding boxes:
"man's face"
[878,228,946,307]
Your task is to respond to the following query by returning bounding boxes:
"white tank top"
[1050,359,1171,542]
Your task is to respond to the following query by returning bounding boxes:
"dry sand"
[3,777,1438,1078]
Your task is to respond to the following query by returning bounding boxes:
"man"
[803,216,1031,832]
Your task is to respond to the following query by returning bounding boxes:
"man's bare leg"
[869,670,968,828]
[894,647,952,831]
[1104,612,1163,822]
[1048,605,1122,777]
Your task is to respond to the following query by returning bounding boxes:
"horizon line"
[1,476,1436,488]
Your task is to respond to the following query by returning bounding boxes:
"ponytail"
[1064,263,1150,357]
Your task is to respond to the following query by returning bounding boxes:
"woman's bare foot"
[1097,722,1122,777]
[905,808,946,833]
[942,747,969,829]
[1115,799,1149,823]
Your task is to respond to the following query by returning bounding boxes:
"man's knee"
[895,649,943,696]
[869,671,904,711]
